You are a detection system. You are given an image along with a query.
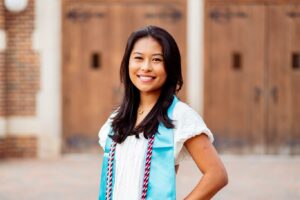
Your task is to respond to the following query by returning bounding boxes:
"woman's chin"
[138,88,161,96]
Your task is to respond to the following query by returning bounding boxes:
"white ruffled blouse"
[98,101,214,200]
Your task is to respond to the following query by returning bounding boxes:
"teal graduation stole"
[99,96,178,200]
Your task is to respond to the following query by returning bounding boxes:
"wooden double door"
[205,2,300,154]
[62,0,186,152]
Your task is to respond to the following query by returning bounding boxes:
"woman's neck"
[139,92,160,110]
[135,92,160,127]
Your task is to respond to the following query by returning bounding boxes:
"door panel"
[268,5,300,154]
[205,5,266,153]
[63,4,114,152]
[62,1,187,152]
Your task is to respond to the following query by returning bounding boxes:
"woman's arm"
[183,134,228,200]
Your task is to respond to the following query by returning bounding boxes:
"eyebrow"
[132,52,163,56]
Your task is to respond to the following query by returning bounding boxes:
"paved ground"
[0,153,299,200]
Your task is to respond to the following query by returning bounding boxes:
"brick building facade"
[0,0,39,158]
[0,0,206,158]
[0,0,62,159]
[1,0,299,159]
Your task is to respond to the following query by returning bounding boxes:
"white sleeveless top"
[98,101,214,200]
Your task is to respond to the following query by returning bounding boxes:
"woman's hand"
[183,134,228,200]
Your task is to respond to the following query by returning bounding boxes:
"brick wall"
[0,0,39,159]
[0,135,37,158]
[0,0,5,116]
[4,0,39,116]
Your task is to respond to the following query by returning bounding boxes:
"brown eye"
[153,58,163,62]
[134,56,143,60]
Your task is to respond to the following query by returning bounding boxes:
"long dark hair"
[110,25,183,143]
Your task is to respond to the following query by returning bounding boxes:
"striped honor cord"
[105,134,155,200]
[105,141,117,200]
[141,134,155,200]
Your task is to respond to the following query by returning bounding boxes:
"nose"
[140,60,152,72]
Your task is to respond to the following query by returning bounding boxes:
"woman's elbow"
[217,167,229,189]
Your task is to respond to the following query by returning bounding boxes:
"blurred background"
[0,0,299,199]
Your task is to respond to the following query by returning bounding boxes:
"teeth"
[139,76,153,81]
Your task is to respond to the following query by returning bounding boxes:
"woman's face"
[129,37,167,96]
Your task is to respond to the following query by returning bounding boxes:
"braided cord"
[105,141,117,200]
[105,134,155,200]
[141,134,155,200]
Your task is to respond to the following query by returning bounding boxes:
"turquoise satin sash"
[99,96,178,200]
[146,96,177,200]
[99,130,115,200]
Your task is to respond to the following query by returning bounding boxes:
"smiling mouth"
[137,75,156,82]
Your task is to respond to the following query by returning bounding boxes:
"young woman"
[98,25,228,200]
